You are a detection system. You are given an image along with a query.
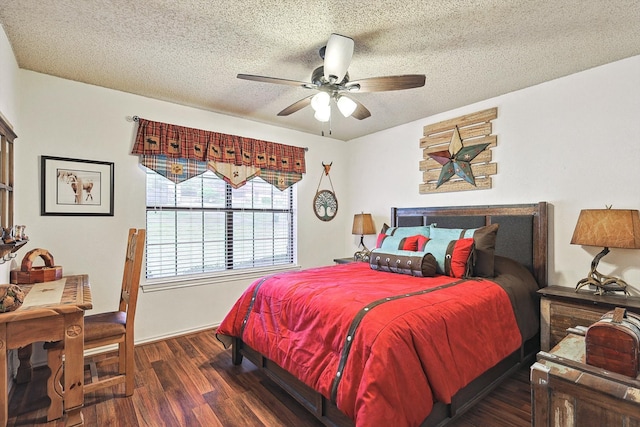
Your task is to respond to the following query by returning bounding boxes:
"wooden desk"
[0,275,92,426]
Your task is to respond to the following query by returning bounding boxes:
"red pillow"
[376,233,387,248]
[416,235,429,251]
[445,238,475,278]
[399,235,430,251]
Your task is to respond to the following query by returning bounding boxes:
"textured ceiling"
[1,1,639,141]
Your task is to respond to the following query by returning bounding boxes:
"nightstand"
[537,286,640,351]
[333,257,357,264]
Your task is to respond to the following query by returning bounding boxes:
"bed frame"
[231,202,548,427]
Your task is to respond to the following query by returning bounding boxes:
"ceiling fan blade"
[323,34,354,83]
[350,98,371,120]
[345,74,426,92]
[237,74,315,89]
[277,95,314,116]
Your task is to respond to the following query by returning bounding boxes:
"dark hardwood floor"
[7,329,532,426]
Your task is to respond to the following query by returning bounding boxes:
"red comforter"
[216,263,522,426]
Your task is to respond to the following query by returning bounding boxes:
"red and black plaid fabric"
[132,118,306,173]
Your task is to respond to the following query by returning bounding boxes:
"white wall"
[345,55,640,295]
[0,24,20,283]
[14,70,351,343]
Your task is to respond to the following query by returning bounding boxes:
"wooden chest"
[586,307,640,377]
[532,334,640,427]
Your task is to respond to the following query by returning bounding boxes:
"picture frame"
[41,156,114,216]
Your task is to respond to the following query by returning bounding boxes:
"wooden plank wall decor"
[419,107,497,194]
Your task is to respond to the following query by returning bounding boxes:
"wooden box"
[10,248,63,284]
[10,266,63,284]
[586,307,640,377]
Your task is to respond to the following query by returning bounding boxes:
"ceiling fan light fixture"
[311,92,330,111]
[323,34,354,83]
[336,95,357,117]
[238,34,424,126]
[314,105,331,122]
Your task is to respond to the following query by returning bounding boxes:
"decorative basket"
[0,284,24,312]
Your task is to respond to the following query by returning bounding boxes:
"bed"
[216,202,548,427]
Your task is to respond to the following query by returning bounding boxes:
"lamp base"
[353,249,370,262]
[575,275,630,295]
[354,238,371,262]
[575,247,630,295]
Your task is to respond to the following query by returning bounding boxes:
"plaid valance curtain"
[131,117,306,190]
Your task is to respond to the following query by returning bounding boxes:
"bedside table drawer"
[548,301,609,350]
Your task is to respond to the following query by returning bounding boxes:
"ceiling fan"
[237,34,426,124]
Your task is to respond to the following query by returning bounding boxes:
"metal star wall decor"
[419,107,498,194]
[428,126,490,188]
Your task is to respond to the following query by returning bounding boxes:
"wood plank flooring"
[7,329,532,426]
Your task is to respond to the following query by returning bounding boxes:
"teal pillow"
[379,235,405,251]
[384,226,431,239]
[422,237,474,277]
[429,224,499,277]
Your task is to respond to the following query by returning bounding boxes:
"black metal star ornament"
[428,126,490,188]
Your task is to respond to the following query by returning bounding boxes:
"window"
[145,170,296,280]
[0,112,16,235]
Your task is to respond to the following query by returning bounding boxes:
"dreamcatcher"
[313,162,338,221]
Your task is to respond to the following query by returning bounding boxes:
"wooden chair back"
[120,228,145,331]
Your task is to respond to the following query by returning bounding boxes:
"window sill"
[141,264,302,293]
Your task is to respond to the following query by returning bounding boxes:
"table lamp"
[571,208,640,295]
[352,212,375,261]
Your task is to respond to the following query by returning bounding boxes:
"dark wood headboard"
[391,202,548,287]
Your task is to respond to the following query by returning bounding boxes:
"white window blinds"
[145,170,295,280]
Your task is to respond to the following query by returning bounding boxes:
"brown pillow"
[471,223,499,277]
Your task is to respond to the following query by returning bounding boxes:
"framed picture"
[41,156,114,216]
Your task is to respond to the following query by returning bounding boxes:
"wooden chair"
[46,228,145,420]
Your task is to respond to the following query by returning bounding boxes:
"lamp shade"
[571,209,640,249]
[352,213,375,236]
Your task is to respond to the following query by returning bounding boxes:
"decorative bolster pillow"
[369,249,437,277]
